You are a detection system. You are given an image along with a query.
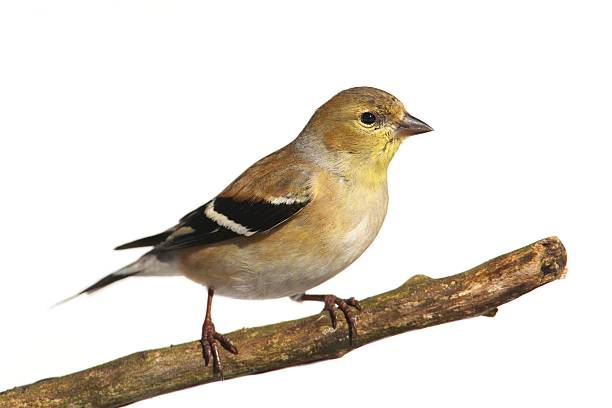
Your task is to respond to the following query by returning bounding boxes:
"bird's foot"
[200,317,238,379]
[300,294,362,344]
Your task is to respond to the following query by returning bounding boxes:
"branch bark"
[0,237,567,408]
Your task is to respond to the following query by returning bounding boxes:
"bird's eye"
[360,112,377,125]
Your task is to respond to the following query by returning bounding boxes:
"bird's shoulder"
[220,145,315,202]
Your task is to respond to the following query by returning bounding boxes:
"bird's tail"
[53,260,142,307]
[53,253,180,307]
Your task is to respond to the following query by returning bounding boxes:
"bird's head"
[297,87,432,179]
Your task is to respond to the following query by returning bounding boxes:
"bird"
[64,86,432,377]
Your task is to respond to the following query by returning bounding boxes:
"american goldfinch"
[68,87,432,376]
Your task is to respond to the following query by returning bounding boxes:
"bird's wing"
[115,148,313,252]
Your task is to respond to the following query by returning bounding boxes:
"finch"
[66,87,432,376]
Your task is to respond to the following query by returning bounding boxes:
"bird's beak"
[395,112,433,138]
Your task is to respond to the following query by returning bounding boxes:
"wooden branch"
[0,237,567,408]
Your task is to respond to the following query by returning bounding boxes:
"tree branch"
[0,237,567,408]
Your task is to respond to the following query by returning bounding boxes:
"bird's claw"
[321,295,361,345]
[200,318,238,379]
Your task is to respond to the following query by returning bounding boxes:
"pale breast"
[179,178,389,299]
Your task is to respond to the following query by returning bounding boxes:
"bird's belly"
[231,218,376,299]
[179,194,387,300]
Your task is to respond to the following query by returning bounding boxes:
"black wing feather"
[213,197,306,232]
[114,232,171,250]
[115,197,309,252]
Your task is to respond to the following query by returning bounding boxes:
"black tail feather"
[53,270,141,307]
[79,270,141,295]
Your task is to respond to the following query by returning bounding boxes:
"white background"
[1,1,610,407]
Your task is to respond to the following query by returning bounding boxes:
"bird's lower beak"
[395,113,433,138]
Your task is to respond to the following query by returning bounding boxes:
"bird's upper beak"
[395,112,433,138]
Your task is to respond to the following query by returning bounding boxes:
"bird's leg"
[200,288,238,379]
[296,294,362,345]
